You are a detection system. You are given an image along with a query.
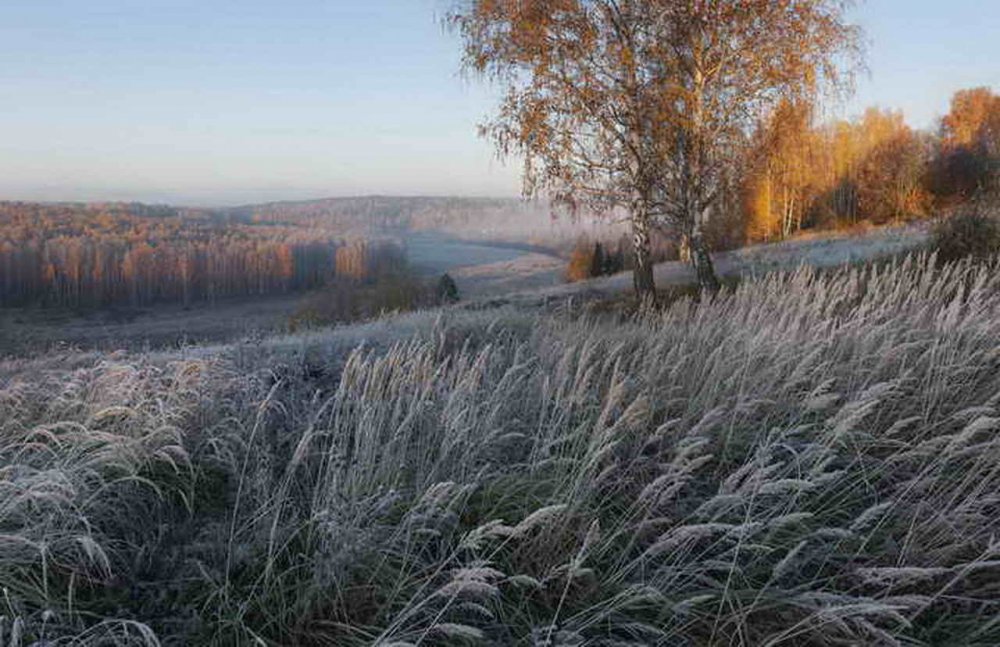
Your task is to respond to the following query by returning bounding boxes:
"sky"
[0,0,996,206]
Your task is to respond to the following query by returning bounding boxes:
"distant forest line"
[0,201,410,308]
[0,197,616,309]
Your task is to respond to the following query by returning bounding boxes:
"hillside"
[0,222,926,356]
[4,246,1000,644]
[0,0,996,643]
[0,196,626,315]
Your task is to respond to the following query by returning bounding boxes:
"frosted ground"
[4,242,1000,644]
[443,222,927,303]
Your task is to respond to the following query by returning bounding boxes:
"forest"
[741,87,999,241]
[0,201,406,308]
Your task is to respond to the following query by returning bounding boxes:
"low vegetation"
[931,202,1000,263]
[4,251,1000,645]
[288,270,459,331]
[564,240,629,283]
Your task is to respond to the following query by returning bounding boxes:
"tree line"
[0,202,406,308]
[559,85,999,284]
[742,87,1000,242]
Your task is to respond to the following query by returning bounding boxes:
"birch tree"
[451,0,859,295]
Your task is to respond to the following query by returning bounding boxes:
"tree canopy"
[451,0,861,295]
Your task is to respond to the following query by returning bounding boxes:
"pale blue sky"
[0,0,995,206]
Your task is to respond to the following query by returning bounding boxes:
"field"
[5,239,1000,645]
[0,223,925,357]
[1,0,996,643]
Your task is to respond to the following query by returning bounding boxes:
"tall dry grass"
[3,252,1000,645]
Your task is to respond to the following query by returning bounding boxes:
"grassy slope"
[0,222,925,359]
[3,251,1000,645]
[492,222,928,308]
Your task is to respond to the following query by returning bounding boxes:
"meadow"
[0,1,996,643]
[3,249,1000,645]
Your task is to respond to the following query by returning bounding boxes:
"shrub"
[290,270,465,331]
[565,240,597,282]
[565,239,626,282]
[931,205,1000,262]
[436,272,460,303]
[289,272,433,330]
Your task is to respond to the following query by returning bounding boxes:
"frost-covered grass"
[3,252,1000,645]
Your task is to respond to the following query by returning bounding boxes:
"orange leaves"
[933,87,1000,199]
[453,0,861,292]
[457,0,588,70]
[0,202,388,308]
[744,102,932,241]
[942,88,1000,149]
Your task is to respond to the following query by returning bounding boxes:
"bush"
[565,239,626,282]
[289,270,465,331]
[565,240,597,282]
[436,273,460,303]
[289,273,434,330]
[931,205,1000,262]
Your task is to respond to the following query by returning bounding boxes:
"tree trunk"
[688,203,719,294]
[631,213,655,300]
[689,231,720,294]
